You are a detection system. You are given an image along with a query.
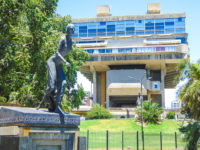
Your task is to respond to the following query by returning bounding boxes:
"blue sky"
[56,0,200,102]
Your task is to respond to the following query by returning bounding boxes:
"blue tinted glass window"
[97,25,106,29]
[79,34,87,37]
[136,20,144,25]
[79,23,87,26]
[117,21,125,25]
[126,27,135,31]
[145,31,154,34]
[98,33,106,36]
[100,22,106,25]
[107,25,115,28]
[176,38,186,43]
[136,26,145,30]
[126,20,135,24]
[136,31,144,35]
[176,29,185,33]
[88,29,96,33]
[79,26,87,30]
[86,49,94,54]
[155,26,164,30]
[155,19,164,23]
[165,22,174,26]
[88,33,96,37]
[165,30,175,34]
[175,22,185,29]
[106,49,112,53]
[118,48,132,53]
[116,31,125,36]
[116,27,125,31]
[107,28,115,32]
[165,26,174,29]
[79,30,87,33]
[72,34,78,38]
[126,24,135,27]
[98,29,106,32]
[155,31,164,34]
[126,31,134,35]
[107,32,115,36]
[145,26,154,30]
[99,49,105,53]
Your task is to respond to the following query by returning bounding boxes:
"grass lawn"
[79,119,186,150]
[79,119,183,133]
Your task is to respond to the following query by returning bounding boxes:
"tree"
[177,60,200,150]
[136,100,164,124]
[0,1,90,110]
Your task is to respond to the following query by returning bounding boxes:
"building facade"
[72,3,189,109]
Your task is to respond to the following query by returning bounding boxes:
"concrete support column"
[161,70,165,108]
[93,71,97,105]
[101,72,106,107]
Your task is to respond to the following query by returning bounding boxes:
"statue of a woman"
[37,24,74,116]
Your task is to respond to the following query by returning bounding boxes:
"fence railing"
[80,130,186,150]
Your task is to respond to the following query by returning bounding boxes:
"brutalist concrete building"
[72,3,189,109]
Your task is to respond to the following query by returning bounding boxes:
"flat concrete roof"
[72,13,185,23]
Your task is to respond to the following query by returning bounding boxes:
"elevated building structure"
[72,3,189,109]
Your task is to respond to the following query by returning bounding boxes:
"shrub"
[86,104,113,119]
[166,112,175,119]
[0,97,7,103]
[136,100,164,124]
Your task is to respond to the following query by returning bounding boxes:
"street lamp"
[128,73,151,150]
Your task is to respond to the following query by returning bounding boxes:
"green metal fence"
[80,130,186,150]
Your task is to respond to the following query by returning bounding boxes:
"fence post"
[107,130,109,150]
[142,131,144,150]
[175,132,177,148]
[160,132,162,150]
[137,131,139,150]
[87,130,89,150]
[122,131,124,150]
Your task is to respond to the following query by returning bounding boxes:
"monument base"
[0,107,80,150]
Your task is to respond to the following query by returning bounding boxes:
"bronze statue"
[37,24,74,116]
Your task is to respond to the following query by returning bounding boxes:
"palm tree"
[177,60,200,150]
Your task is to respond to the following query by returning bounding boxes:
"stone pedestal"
[0,107,80,150]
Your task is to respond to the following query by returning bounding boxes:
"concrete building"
[72,3,189,109]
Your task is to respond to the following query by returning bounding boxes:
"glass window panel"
[99,49,105,53]
[176,38,186,43]
[136,20,144,24]
[145,31,154,34]
[155,30,164,34]
[88,22,97,26]
[107,28,115,32]
[165,25,174,29]
[118,48,132,53]
[107,25,115,28]
[155,19,164,23]
[74,29,79,33]
[165,22,174,26]
[136,31,144,35]
[97,33,106,36]
[165,30,175,34]
[155,26,164,30]
[79,23,88,26]
[79,26,87,30]
[136,26,145,30]
[79,34,87,37]
[116,24,125,28]
[126,27,135,31]
[106,49,112,53]
[155,23,164,26]
[88,25,96,29]
[126,31,135,35]
[145,26,154,30]
[97,25,106,29]
[176,29,185,33]
[88,29,96,33]
[100,22,106,25]
[116,31,125,36]
[98,29,106,32]
[126,24,135,27]
[79,30,87,33]
[116,21,125,25]
[88,33,96,37]
[86,49,94,54]
[107,32,115,36]
[116,27,125,31]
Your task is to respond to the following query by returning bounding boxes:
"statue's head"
[66,24,74,35]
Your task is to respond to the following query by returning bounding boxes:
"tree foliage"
[0,0,90,109]
[136,100,164,124]
[177,60,200,150]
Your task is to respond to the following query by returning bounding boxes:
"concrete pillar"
[161,70,165,108]
[93,72,97,104]
[101,72,106,107]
